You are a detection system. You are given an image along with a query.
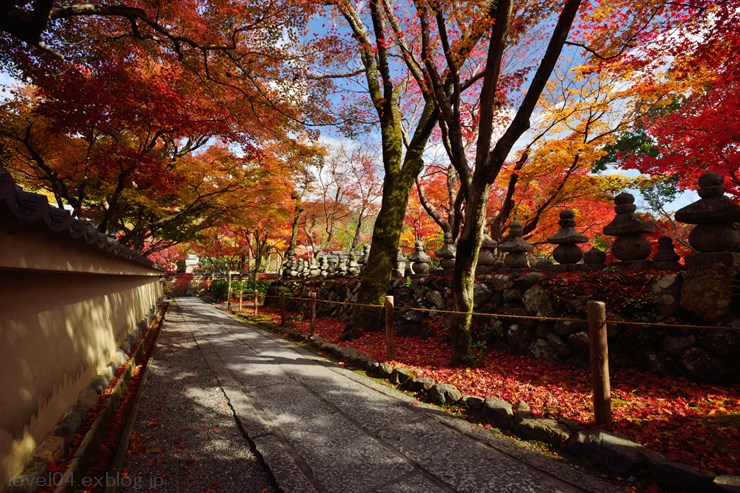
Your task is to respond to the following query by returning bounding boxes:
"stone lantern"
[499,220,533,268]
[409,240,432,275]
[674,172,740,268]
[603,192,654,264]
[435,232,456,272]
[547,209,588,265]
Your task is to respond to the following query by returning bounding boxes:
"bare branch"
[304,69,366,80]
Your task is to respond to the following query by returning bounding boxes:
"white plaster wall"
[0,222,162,490]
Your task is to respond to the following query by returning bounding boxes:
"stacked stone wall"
[266,267,739,385]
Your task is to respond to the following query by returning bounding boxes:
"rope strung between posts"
[265,293,383,310]
[262,293,740,333]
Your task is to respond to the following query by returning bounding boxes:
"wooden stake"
[227,271,232,312]
[238,289,243,313]
[253,290,259,317]
[310,292,317,336]
[587,300,612,430]
[280,292,286,326]
[385,296,395,362]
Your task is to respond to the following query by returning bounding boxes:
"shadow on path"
[120,301,274,493]
[124,297,624,493]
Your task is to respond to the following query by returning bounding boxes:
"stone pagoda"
[603,192,654,266]
[499,220,533,268]
[546,209,588,267]
[434,232,456,272]
[675,172,740,268]
[409,240,433,275]
[476,234,498,274]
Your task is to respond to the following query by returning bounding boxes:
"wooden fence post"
[227,271,232,312]
[310,292,317,336]
[280,292,286,326]
[385,296,395,362]
[587,300,612,430]
[238,289,243,313]
[253,290,259,317]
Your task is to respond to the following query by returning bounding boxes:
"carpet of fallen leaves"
[260,307,739,476]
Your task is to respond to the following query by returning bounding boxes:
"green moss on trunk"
[344,102,438,338]
[450,184,491,364]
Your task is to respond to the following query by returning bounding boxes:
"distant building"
[184,254,199,273]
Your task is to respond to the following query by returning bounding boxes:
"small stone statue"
[337,255,348,276]
[499,220,533,268]
[394,248,407,278]
[308,256,320,277]
[409,240,432,275]
[547,209,588,265]
[435,232,456,272]
[583,247,607,268]
[534,258,553,269]
[327,256,338,277]
[319,256,330,277]
[282,255,294,278]
[358,244,371,270]
[603,192,654,263]
[653,236,681,269]
[347,252,360,276]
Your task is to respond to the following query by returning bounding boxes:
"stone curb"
[53,307,166,493]
[6,304,167,493]
[102,333,161,493]
[242,313,739,493]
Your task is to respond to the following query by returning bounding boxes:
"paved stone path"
[126,297,624,493]
[119,300,274,493]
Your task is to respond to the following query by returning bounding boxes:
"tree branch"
[485,0,582,182]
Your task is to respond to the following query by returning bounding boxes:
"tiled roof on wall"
[0,172,159,269]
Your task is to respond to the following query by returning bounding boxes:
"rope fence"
[257,292,738,332]
[228,290,736,429]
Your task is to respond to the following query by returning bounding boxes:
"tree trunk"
[445,0,582,364]
[346,168,416,336]
[345,102,437,338]
[350,211,364,251]
[451,182,491,364]
[286,204,302,258]
[335,0,438,339]
[252,232,266,280]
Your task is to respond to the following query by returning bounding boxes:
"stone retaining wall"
[266,267,739,385]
